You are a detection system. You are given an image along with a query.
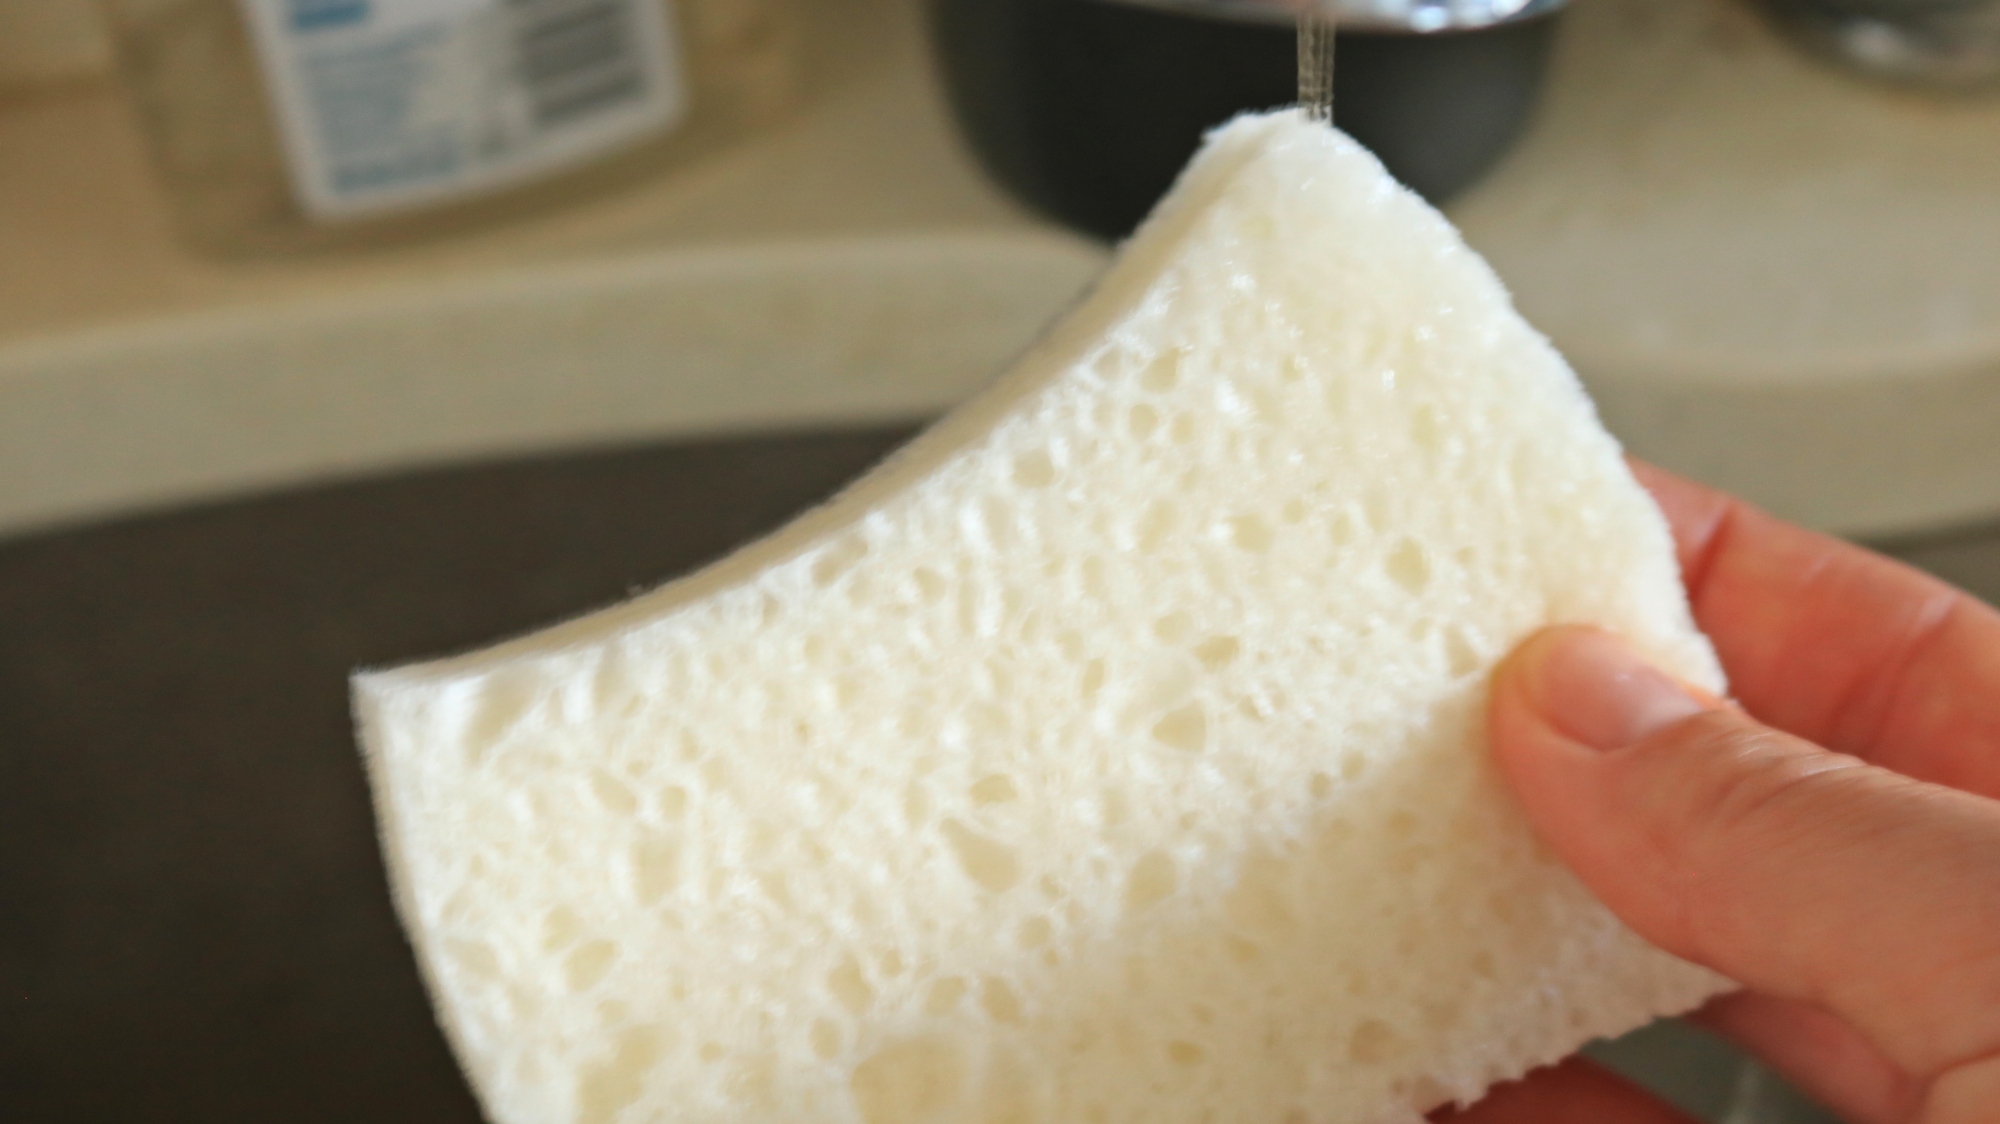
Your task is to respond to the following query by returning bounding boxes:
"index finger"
[1631,461,2000,799]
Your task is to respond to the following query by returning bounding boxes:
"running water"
[1297,4,1336,122]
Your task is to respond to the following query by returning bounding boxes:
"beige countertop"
[0,0,1055,348]
[5,0,2000,541]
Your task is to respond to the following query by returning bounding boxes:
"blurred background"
[4,0,1997,1119]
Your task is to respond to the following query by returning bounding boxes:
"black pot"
[929,0,1565,239]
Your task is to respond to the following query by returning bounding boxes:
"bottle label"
[239,0,687,219]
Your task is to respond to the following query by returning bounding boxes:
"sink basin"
[10,226,1984,1124]
[0,426,907,1122]
[11,414,1988,1119]
[18,212,1998,1121]
[0,431,1689,1117]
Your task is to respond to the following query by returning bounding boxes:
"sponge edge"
[357,110,1730,1124]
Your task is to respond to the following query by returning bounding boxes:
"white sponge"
[356,110,1730,1124]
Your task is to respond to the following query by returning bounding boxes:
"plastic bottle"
[99,0,800,255]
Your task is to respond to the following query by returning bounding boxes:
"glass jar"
[98,0,800,255]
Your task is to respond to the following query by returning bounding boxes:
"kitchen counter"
[0,0,1107,541]
[6,0,2000,543]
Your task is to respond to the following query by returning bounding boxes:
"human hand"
[1443,464,2000,1124]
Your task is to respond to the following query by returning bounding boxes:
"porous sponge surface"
[356,111,1729,1124]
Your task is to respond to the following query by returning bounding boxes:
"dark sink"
[0,427,912,1123]
[4,425,1994,1122]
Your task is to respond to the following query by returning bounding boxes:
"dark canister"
[929,0,1567,239]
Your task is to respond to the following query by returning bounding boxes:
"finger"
[1488,626,2000,1084]
[1693,992,1921,1124]
[1429,1057,1698,1124]
[1630,461,2000,800]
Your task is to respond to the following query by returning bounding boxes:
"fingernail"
[1528,629,1708,751]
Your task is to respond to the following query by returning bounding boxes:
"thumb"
[1488,627,2000,1095]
